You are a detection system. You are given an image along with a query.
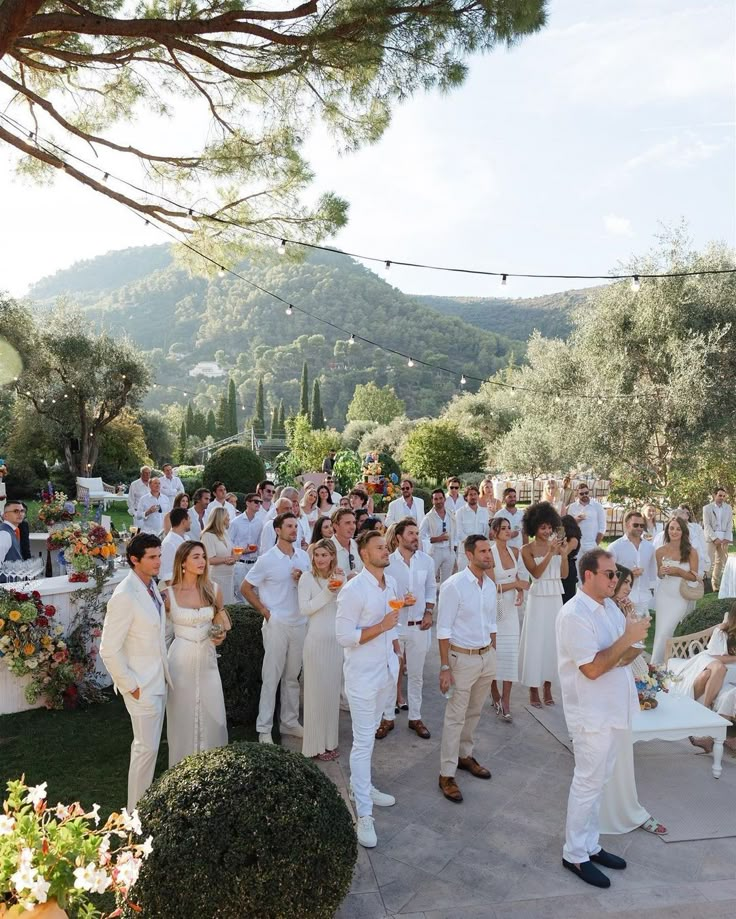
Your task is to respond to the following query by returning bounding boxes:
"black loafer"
[562,859,611,888]
[590,849,626,870]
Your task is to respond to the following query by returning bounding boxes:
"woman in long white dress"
[163,541,229,767]
[201,506,236,603]
[489,517,526,722]
[599,565,668,836]
[519,502,570,708]
[298,538,344,760]
[642,504,663,542]
[652,517,700,663]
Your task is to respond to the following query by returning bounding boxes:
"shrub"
[127,743,357,919]
[342,419,378,450]
[674,593,733,636]
[333,449,362,495]
[218,604,264,726]
[203,444,266,495]
[377,452,400,481]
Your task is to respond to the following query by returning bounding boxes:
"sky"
[0,0,734,301]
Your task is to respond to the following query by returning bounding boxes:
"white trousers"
[347,672,396,818]
[432,548,455,587]
[384,626,431,721]
[123,690,166,812]
[563,728,621,864]
[257,618,306,734]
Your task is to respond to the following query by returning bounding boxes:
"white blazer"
[100,572,172,697]
[703,502,734,544]
[385,496,425,528]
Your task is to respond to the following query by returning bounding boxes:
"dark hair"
[211,481,226,495]
[490,516,510,537]
[170,507,189,528]
[394,517,419,539]
[464,484,479,497]
[332,507,355,526]
[310,517,333,544]
[431,488,445,497]
[273,511,297,532]
[561,514,582,543]
[356,528,383,556]
[614,564,634,598]
[348,489,368,506]
[579,548,613,582]
[257,480,275,492]
[162,462,173,470]
[523,501,562,538]
[245,493,259,504]
[3,499,24,511]
[192,487,210,504]
[358,516,382,533]
[502,487,516,498]
[354,508,369,524]
[172,493,189,509]
[464,534,489,555]
[713,486,727,495]
[316,485,333,506]
[676,504,693,522]
[664,517,693,563]
[624,509,644,524]
[127,532,161,566]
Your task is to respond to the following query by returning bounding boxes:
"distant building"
[189,361,225,378]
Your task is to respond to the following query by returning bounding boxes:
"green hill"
[28,245,527,425]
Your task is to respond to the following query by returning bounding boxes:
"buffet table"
[0,570,125,715]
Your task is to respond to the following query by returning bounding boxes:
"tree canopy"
[347,382,406,425]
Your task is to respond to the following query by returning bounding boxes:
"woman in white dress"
[298,538,344,761]
[677,605,736,709]
[201,506,236,603]
[652,517,700,663]
[519,502,570,708]
[479,478,501,519]
[301,485,320,530]
[163,541,229,767]
[642,504,663,542]
[599,566,668,836]
[541,479,565,516]
[489,517,526,722]
[316,485,335,519]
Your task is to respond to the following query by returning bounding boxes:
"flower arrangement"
[37,493,77,528]
[0,777,152,916]
[45,526,81,553]
[364,461,383,477]
[47,526,116,583]
[635,663,677,710]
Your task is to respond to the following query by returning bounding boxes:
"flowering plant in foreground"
[37,493,77,528]
[0,778,152,916]
[635,663,677,710]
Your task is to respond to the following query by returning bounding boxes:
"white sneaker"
[258,732,274,744]
[280,723,304,738]
[356,815,377,848]
[370,786,396,807]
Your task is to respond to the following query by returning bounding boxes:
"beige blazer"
[702,502,734,544]
[100,572,172,697]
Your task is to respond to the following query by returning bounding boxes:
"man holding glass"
[608,511,656,618]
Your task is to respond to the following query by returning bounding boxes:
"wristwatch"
[440,664,451,672]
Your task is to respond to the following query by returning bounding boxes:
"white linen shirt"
[229,512,264,559]
[387,549,436,627]
[607,535,657,605]
[437,568,497,649]
[454,504,489,548]
[135,493,171,535]
[159,531,186,582]
[493,507,525,549]
[420,508,456,553]
[204,499,237,524]
[159,474,185,501]
[335,568,400,690]
[244,544,309,625]
[556,590,637,733]
[260,517,310,554]
[127,478,150,516]
[566,499,607,548]
[446,494,466,515]
[385,496,425,527]
[188,507,207,541]
[332,536,364,575]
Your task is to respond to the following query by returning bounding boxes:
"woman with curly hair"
[519,501,571,708]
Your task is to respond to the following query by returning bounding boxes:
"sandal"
[314,752,334,762]
[501,706,513,723]
[688,735,714,755]
[529,691,543,709]
[640,817,668,835]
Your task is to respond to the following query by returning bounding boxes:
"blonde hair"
[170,541,218,608]
[308,538,338,579]
[202,506,229,541]
[384,522,399,553]
[542,480,558,502]
[479,479,494,500]
[301,485,318,512]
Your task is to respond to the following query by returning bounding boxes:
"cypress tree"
[206,409,217,438]
[176,420,187,463]
[277,400,286,438]
[192,409,207,439]
[215,393,229,439]
[228,377,238,435]
[299,361,309,416]
[310,379,325,429]
[185,402,195,435]
[269,404,279,438]
[252,376,266,438]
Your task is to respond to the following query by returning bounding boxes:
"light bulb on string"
[286,305,293,316]
[217,267,225,278]
[631,275,641,292]
[278,239,287,255]
[407,357,414,368]
[348,334,355,345]
[385,261,391,270]
[460,375,467,386]
[501,274,508,288]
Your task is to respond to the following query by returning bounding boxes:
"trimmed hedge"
[203,444,266,495]
[127,743,357,919]
[218,604,264,726]
[674,592,733,636]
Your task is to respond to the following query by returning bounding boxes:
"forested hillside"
[28,246,526,425]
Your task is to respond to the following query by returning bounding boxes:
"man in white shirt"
[385,478,425,528]
[437,534,497,803]
[383,519,436,740]
[324,474,342,504]
[567,484,606,556]
[205,481,237,523]
[259,497,293,554]
[159,463,185,502]
[188,487,210,541]
[420,489,456,586]
[454,486,488,571]
[336,530,401,848]
[240,512,310,745]
[135,478,172,536]
[445,477,465,515]
[556,548,649,889]
[127,465,151,517]
[608,510,656,617]
[159,507,191,582]
[0,499,24,563]
[493,487,526,550]
[703,487,733,590]
[332,508,364,579]
[255,480,277,521]
[230,493,265,594]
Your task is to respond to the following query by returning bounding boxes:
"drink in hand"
[388,597,404,611]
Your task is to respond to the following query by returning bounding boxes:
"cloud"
[604,214,633,236]
[625,135,725,171]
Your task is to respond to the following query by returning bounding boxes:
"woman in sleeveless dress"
[201,506,236,603]
[479,479,501,520]
[489,517,526,722]
[298,538,344,760]
[316,485,335,519]
[652,517,700,663]
[519,502,570,707]
[164,541,229,767]
[542,479,566,516]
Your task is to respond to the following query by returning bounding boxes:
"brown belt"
[407,620,427,627]
[449,643,491,656]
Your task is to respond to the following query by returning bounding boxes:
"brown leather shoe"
[375,719,394,740]
[458,756,491,779]
[438,775,463,803]
[408,719,431,739]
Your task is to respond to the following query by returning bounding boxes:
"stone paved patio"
[286,643,736,919]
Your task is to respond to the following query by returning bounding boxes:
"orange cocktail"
[388,598,404,611]
[328,576,344,589]
[232,547,245,557]
[247,544,258,553]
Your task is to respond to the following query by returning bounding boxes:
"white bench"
[75,477,127,511]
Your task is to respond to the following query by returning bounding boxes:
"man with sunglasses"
[230,493,266,597]
[557,548,650,889]
[332,508,363,580]
[324,475,343,504]
[608,511,656,618]
[445,477,465,515]
[255,480,277,521]
[385,478,425,528]
[420,489,456,586]
[567,484,606,559]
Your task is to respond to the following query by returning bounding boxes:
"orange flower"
[8,610,21,622]
[0,618,4,631]
[24,643,35,656]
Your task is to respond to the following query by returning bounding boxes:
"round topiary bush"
[674,593,733,637]
[218,604,264,726]
[203,444,266,495]
[127,743,357,919]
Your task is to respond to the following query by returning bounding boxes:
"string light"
[348,334,355,345]
[501,274,508,287]
[278,239,287,255]
[385,261,391,270]
[285,305,293,316]
[631,275,641,292]
[407,357,414,367]
[460,375,467,386]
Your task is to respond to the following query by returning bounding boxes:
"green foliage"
[175,421,187,464]
[402,420,485,484]
[299,361,310,417]
[185,402,195,434]
[95,413,149,483]
[359,416,416,463]
[377,452,401,481]
[343,419,378,450]
[674,593,733,637]
[218,605,264,726]
[269,404,279,439]
[215,393,229,440]
[203,445,266,494]
[252,377,266,439]
[138,410,175,466]
[272,450,301,487]
[206,408,217,439]
[310,379,325,429]
[277,401,286,438]
[228,377,238,435]
[347,382,406,425]
[286,414,344,474]
[333,450,363,496]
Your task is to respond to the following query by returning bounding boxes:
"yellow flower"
[0,618,4,631]
[8,610,21,622]
[23,643,35,656]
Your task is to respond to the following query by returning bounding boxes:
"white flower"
[73,862,99,892]
[114,851,141,890]
[86,803,100,826]
[0,814,16,835]
[98,834,112,866]
[24,783,47,807]
[10,849,37,891]
[120,807,142,836]
[29,875,50,904]
[87,866,111,894]
[55,803,71,821]
[138,835,154,858]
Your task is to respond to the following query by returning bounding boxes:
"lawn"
[24,500,132,534]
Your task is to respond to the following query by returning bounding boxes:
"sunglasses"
[449,485,459,489]
[630,522,644,528]
[248,499,262,505]
[599,570,617,580]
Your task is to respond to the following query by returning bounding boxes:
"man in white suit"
[385,478,425,528]
[703,487,733,590]
[100,533,172,811]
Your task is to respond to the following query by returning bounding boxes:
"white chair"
[75,476,128,511]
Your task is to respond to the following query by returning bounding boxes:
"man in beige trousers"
[703,487,733,590]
